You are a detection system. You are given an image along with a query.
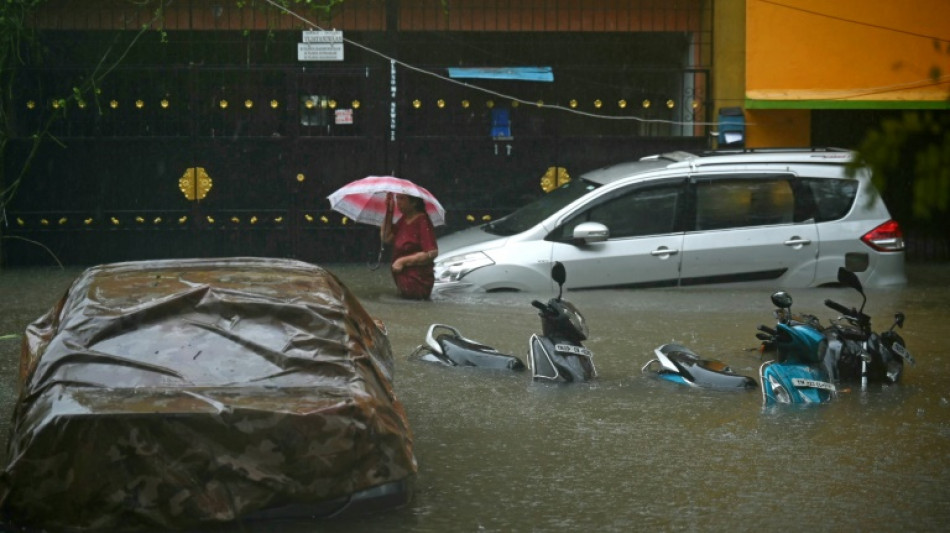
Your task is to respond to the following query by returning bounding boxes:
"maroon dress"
[391,213,437,299]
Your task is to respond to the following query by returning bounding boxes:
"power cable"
[758,0,950,44]
[821,74,950,100]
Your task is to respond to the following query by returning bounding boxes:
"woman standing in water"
[381,192,438,299]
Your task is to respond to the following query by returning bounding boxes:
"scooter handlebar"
[825,299,871,325]
[531,300,549,312]
[824,299,852,316]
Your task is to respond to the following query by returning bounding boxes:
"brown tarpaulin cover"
[0,258,416,531]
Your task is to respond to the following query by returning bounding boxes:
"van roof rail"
[639,151,697,162]
[700,146,851,156]
[688,147,857,167]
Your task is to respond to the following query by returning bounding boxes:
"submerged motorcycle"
[642,343,757,390]
[406,261,595,382]
[407,323,526,370]
[528,262,597,382]
[823,266,914,389]
[757,267,915,405]
[757,290,837,405]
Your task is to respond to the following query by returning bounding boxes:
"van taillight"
[861,220,905,252]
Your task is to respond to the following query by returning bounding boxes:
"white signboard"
[297,43,343,61]
[302,30,343,43]
[299,30,344,61]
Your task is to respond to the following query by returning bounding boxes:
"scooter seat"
[439,336,526,370]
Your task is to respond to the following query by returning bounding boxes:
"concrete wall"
[746,0,950,105]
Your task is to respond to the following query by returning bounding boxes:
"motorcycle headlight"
[561,300,589,339]
[434,251,495,283]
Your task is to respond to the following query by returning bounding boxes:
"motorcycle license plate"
[791,378,835,391]
[555,344,592,357]
[891,342,915,363]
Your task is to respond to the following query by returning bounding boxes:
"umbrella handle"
[368,243,386,271]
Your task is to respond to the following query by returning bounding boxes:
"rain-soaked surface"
[2,262,949,531]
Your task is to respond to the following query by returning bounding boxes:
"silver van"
[433,148,907,293]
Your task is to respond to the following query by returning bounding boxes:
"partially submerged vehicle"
[0,258,417,531]
[642,343,757,390]
[408,324,526,370]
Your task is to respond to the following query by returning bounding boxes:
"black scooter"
[527,262,597,382]
[407,262,594,381]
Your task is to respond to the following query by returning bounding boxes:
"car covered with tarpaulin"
[0,257,416,531]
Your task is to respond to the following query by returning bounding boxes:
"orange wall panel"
[747,0,950,103]
[745,109,811,148]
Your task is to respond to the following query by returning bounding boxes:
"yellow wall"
[712,0,747,148]
[746,0,950,104]
[712,1,746,116]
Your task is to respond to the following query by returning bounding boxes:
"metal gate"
[3,2,712,267]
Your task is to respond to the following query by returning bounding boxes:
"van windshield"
[483,179,600,236]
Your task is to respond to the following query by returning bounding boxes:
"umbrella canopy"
[327,176,446,226]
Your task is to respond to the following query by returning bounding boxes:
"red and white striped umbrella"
[327,176,446,227]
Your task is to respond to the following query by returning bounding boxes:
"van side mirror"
[571,222,609,244]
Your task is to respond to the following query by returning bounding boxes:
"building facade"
[3,1,945,266]
[3,0,713,265]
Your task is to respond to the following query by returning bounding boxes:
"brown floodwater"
[2,262,949,531]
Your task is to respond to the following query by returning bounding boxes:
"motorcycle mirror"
[837,266,867,312]
[551,262,567,300]
[551,261,566,286]
[837,266,864,294]
[770,291,792,309]
[895,311,905,329]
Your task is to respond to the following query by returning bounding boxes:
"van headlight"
[434,251,495,283]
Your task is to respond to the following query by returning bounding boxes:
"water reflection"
[1,263,949,531]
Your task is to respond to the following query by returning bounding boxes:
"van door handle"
[783,237,812,247]
[650,246,679,257]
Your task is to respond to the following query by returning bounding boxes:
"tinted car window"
[484,179,599,236]
[550,182,685,241]
[693,177,795,230]
[799,177,859,222]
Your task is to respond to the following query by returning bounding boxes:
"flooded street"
[2,263,949,531]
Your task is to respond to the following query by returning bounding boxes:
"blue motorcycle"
[757,291,837,405]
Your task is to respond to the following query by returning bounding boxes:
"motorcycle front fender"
[528,334,595,382]
[759,361,836,406]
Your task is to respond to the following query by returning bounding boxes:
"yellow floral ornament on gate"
[540,166,570,193]
[179,167,213,201]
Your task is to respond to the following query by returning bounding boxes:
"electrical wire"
[821,74,950,100]
[758,0,950,44]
